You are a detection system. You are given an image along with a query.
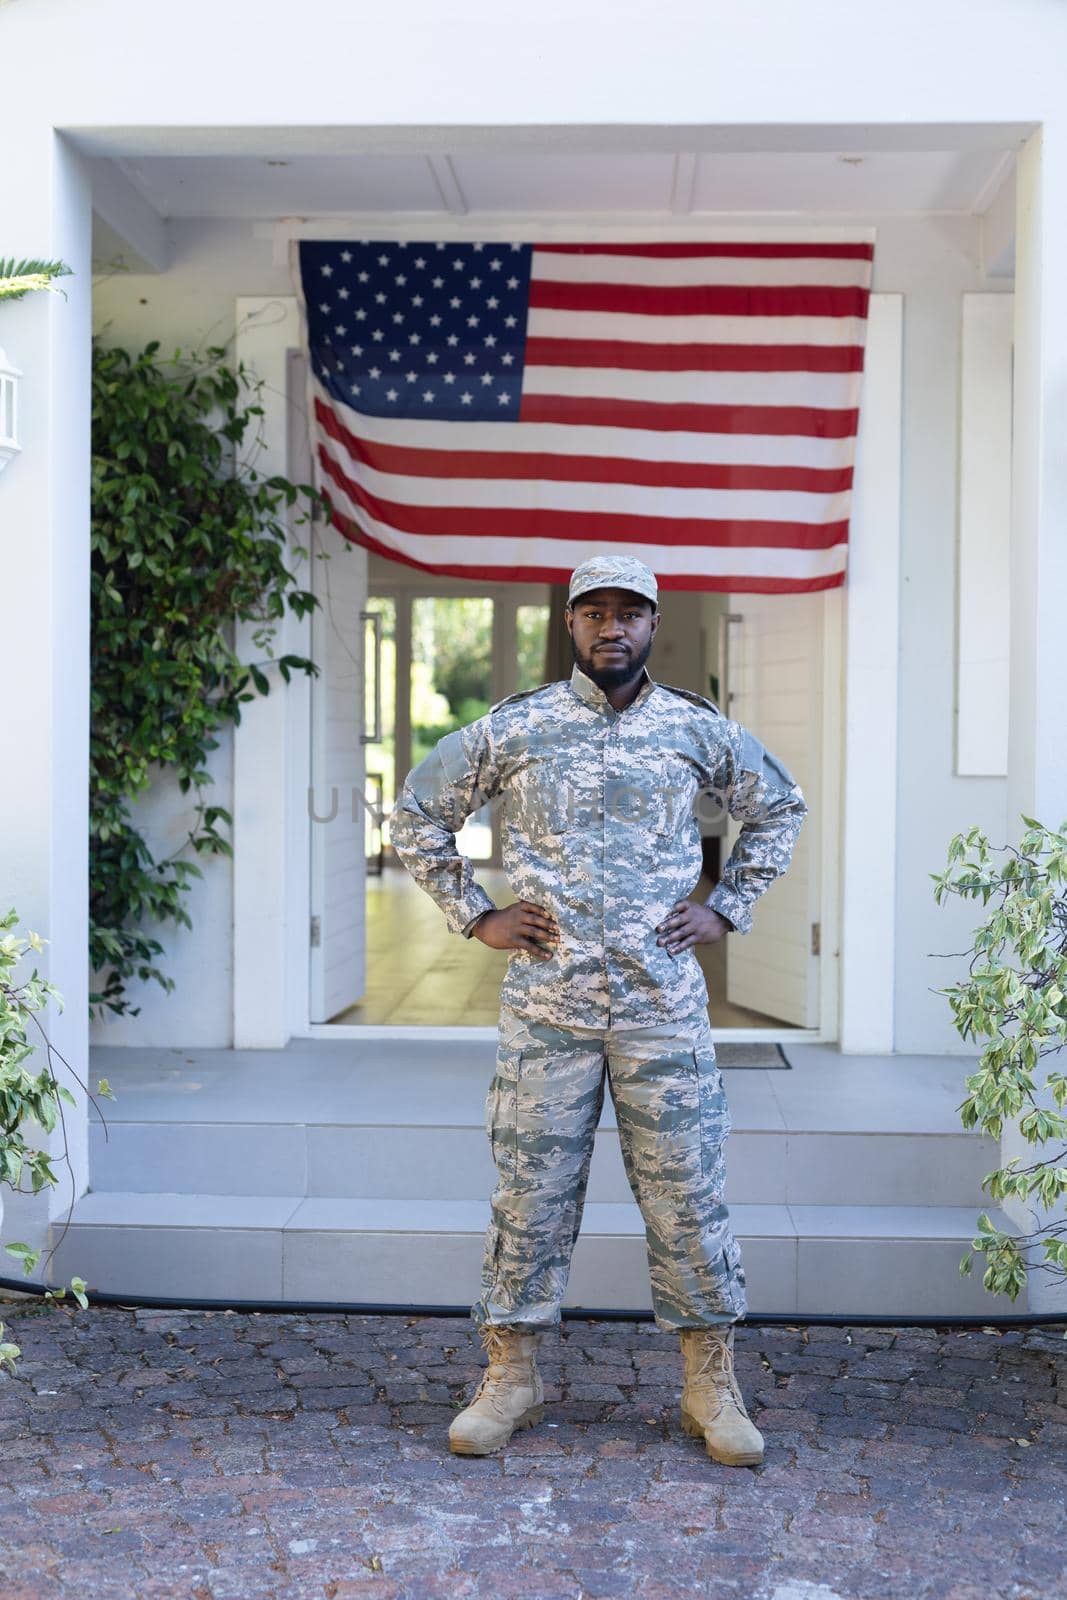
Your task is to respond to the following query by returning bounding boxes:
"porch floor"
[89,1034,979,1133]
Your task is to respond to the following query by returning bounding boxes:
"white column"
[838,294,903,1053]
[1008,128,1067,829]
[0,127,92,1251]
[1005,125,1067,1313]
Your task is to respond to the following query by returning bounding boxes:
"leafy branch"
[932,817,1067,1317]
[0,257,73,304]
[1,912,116,1373]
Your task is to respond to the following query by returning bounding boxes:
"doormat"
[715,1042,792,1069]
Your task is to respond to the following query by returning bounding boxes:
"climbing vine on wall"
[90,338,323,1018]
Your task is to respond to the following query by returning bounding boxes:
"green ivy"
[933,816,1067,1318]
[90,338,322,1017]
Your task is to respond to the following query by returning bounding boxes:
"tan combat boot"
[679,1325,764,1467]
[448,1325,545,1456]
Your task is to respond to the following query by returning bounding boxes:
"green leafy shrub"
[933,817,1067,1320]
[1,910,113,1372]
[90,339,323,1017]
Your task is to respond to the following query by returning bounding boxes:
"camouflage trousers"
[471,1003,748,1332]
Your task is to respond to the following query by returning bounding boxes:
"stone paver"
[0,1298,1064,1599]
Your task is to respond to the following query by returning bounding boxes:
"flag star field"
[304,240,533,422]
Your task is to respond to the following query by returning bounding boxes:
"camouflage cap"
[567,554,659,609]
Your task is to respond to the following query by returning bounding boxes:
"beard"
[570,632,654,692]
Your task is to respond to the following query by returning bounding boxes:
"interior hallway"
[332,866,796,1028]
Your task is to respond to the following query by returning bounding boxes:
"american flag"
[292,238,873,594]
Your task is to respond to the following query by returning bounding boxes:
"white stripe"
[324,473,849,582]
[523,364,862,411]
[324,438,852,526]
[527,308,868,347]
[310,372,857,472]
[531,250,872,289]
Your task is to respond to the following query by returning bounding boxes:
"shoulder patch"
[489,681,559,714]
[656,681,725,717]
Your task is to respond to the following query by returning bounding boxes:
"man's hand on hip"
[655,900,732,957]
[472,901,560,959]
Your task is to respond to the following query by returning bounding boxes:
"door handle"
[718,612,743,714]
[360,608,382,744]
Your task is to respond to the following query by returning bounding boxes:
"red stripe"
[314,397,853,494]
[529,280,869,319]
[324,496,845,594]
[318,445,850,551]
[655,568,846,593]
[520,393,858,438]
[526,336,866,374]
[536,243,874,261]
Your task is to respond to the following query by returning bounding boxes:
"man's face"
[565,587,660,690]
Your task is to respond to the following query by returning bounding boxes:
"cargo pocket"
[723,1231,747,1291]
[693,1041,731,1178]
[486,1044,522,1180]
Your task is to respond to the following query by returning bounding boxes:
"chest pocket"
[506,753,568,840]
[606,757,695,842]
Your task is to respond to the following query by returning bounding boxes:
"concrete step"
[72,1040,1021,1316]
[88,1119,999,1208]
[46,1191,1023,1317]
[88,1041,1000,1208]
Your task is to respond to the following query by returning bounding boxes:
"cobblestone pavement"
[0,1301,1065,1600]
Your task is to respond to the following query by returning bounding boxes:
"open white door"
[721,592,823,1027]
[290,350,369,1023]
[308,531,368,1021]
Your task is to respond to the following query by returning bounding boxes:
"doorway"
[326,567,552,1027]
[326,561,827,1031]
[362,576,554,872]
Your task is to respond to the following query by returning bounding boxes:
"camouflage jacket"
[388,661,808,1027]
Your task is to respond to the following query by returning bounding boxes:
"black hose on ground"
[1,1275,1064,1328]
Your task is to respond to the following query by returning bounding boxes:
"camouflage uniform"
[388,557,807,1331]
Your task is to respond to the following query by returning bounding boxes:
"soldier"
[388,554,808,1468]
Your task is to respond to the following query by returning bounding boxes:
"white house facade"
[3,0,1066,1317]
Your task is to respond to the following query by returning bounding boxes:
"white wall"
[90,209,1010,1052]
[89,752,234,1047]
[5,0,1067,128]
[1,129,93,1245]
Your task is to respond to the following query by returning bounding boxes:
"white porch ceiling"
[107,144,1013,220]
[84,124,1024,276]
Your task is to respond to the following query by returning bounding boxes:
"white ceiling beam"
[69,121,1038,162]
[980,159,1016,280]
[425,153,467,214]
[670,152,698,214]
[87,155,170,271]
